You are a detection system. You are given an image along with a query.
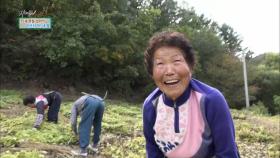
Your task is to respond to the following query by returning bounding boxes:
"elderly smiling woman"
[142,31,240,158]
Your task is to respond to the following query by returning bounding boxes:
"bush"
[0,90,22,108]
[249,101,269,115]
[236,122,274,143]
[268,143,280,158]
[273,95,280,114]
[231,109,246,120]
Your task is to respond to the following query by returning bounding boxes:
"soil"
[0,104,27,118]
[1,143,103,158]
[1,84,279,158]
[0,93,107,158]
[0,133,106,158]
[246,115,279,134]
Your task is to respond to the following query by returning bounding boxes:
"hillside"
[0,89,279,158]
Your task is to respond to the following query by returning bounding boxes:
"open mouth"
[164,79,179,86]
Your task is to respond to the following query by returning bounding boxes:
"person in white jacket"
[23,91,62,129]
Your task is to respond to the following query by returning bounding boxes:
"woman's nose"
[165,64,175,76]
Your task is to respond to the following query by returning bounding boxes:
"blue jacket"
[143,79,240,158]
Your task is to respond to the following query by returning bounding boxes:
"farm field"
[0,89,279,158]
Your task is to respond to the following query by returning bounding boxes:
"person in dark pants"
[71,94,105,157]
[23,91,62,129]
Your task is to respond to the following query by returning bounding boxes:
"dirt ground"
[0,98,106,158]
[1,85,279,158]
[0,104,27,118]
[1,144,103,158]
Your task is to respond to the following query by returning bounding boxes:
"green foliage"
[234,109,280,157]
[218,24,243,54]
[109,65,140,96]
[249,101,269,116]
[250,53,280,114]
[102,101,142,135]
[142,82,156,98]
[104,136,145,158]
[202,54,244,108]
[1,89,279,157]
[231,109,246,120]
[177,8,215,33]
[0,150,44,158]
[0,111,76,147]
[1,0,251,103]
[0,90,145,157]
[268,143,280,158]
[176,26,227,81]
[0,90,22,108]
[273,95,280,114]
[236,122,274,143]
[60,102,72,118]
[273,95,280,105]
[150,0,178,30]
[0,91,77,148]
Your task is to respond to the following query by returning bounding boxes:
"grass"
[0,90,22,108]
[0,89,279,158]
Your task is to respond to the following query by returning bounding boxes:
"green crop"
[0,150,44,158]
[1,89,279,157]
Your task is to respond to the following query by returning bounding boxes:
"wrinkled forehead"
[153,46,186,60]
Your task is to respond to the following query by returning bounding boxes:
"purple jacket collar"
[162,83,191,107]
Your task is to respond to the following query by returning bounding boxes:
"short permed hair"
[144,31,195,76]
[23,95,35,105]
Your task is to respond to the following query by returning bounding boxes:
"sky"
[177,0,279,56]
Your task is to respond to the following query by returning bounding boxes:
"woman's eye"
[156,62,163,65]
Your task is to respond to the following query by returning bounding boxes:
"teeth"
[165,80,178,84]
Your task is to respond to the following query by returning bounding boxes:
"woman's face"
[152,46,192,101]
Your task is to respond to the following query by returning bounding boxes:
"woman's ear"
[189,66,193,78]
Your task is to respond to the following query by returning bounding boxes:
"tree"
[205,54,245,108]
[219,24,243,55]
[1,0,253,103]
[150,0,178,30]
[250,53,280,114]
